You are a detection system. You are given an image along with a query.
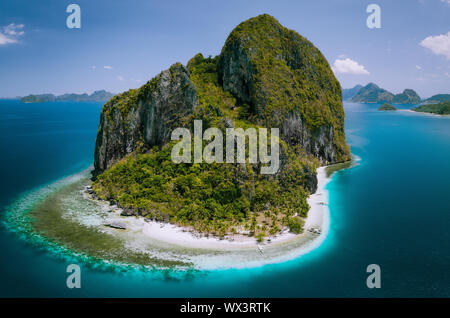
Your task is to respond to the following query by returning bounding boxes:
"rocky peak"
[93,63,196,175]
[365,83,379,90]
[218,14,350,163]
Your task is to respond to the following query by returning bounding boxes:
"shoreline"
[98,166,331,251]
[399,109,450,117]
[4,163,346,270]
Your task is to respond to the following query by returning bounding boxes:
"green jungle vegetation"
[412,101,450,115]
[92,15,348,240]
[378,103,397,111]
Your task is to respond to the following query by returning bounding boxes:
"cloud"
[103,65,113,70]
[332,58,369,75]
[117,75,124,81]
[415,65,422,70]
[420,31,450,59]
[0,33,16,45]
[0,23,24,45]
[4,23,24,36]
[441,0,450,6]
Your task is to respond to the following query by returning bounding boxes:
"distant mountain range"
[342,83,421,104]
[20,90,114,103]
[392,89,422,104]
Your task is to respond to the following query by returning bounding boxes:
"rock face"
[218,14,349,163]
[94,14,350,177]
[94,63,197,174]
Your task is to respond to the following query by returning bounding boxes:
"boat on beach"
[307,227,322,235]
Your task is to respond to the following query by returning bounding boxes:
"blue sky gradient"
[0,0,449,98]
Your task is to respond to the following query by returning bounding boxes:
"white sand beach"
[398,109,450,117]
[41,165,337,269]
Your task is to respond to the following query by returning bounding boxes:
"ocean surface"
[0,99,449,297]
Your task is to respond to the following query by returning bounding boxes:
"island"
[20,94,55,103]
[350,83,421,104]
[412,101,450,115]
[7,14,352,269]
[92,14,350,240]
[423,94,450,104]
[20,90,114,103]
[378,103,397,111]
[392,89,421,104]
[342,85,363,101]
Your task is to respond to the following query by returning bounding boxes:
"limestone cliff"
[218,14,349,163]
[94,15,349,176]
[94,63,197,174]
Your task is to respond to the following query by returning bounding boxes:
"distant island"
[347,83,421,104]
[423,94,450,104]
[342,85,362,101]
[412,101,450,115]
[392,89,421,104]
[378,103,396,111]
[20,90,114,103]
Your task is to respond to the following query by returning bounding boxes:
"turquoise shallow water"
[0,99,449,297]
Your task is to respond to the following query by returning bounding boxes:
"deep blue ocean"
[0,99,449,297]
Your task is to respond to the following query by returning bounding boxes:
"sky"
[0,0,449,98]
